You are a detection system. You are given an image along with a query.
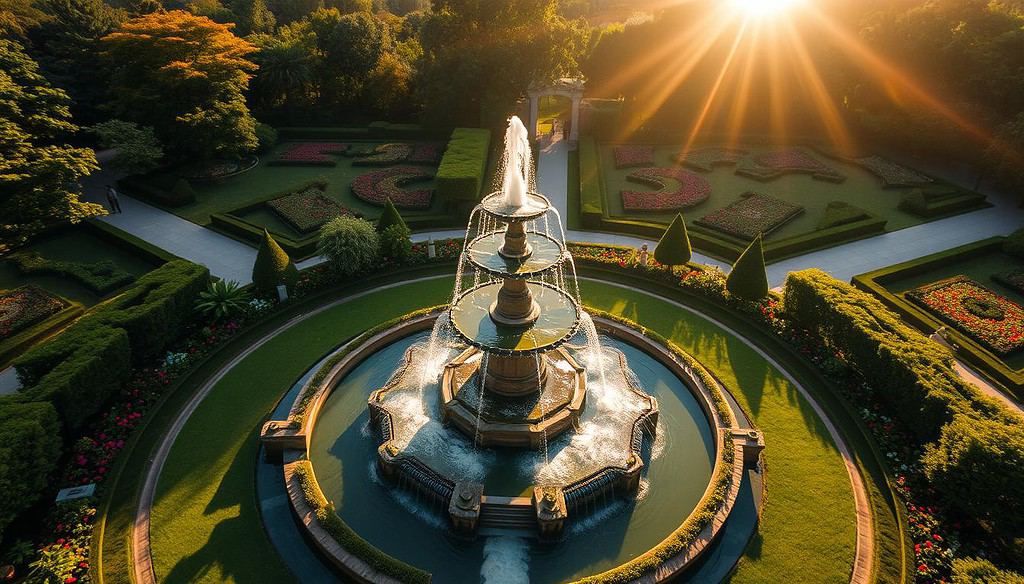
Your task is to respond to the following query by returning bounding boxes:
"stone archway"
[528,78,585,146]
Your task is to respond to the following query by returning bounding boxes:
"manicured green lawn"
[144,276,858,584]
[598,143,979,242]
[149,278,454,584]
[148,140,444,230]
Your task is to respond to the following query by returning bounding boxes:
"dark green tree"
[726,235,769,300]
[0,38,102,250]
[308,8,390,106]
[91,119,164,174]
[232,0,276,35]
[102,10,259,162]
[252,229,299,295]
[27,0,124,123]
[654,213,692,268]
[250,28,316,110]
[377,198,408,232]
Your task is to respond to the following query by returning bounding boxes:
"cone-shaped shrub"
[654,213,692,267]
[377,198,408,233]
[252,229,298,295]
[727,235,769,300]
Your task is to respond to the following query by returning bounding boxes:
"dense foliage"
[101,10,259,161]
[0,38,102,250]
[317,216,380,275]
[436,127,490,202]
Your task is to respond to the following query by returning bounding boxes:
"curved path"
[130,275,871,584]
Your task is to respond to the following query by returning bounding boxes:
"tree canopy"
[102,10,259,161]
[0,38,101,250]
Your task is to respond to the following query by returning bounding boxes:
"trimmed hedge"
[579,136,604,228]
[783,269,1012,440]
[436,128,490,203]
[726,235,768,300]
[951,557,1024,583]
[292,461,431,583]
[654,214,692,267]
[15,261,209,429]
[117,176,195,208]
[10,252,136,295]
[252,230,298,296]
[0,399,63,541]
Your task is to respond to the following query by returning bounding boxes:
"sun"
[729,0,803,17]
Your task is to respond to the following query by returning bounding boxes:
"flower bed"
[620,167,711,211]
[735,149,846,183]
[351,167,434,209]
[272,142,350,166]
[854,155,933,188]
[0,285,65,339]
[267,188,360,234]
[613,145,655,169]
[696,192,804,240]
[407,143,444,164]
[907,276,1024,355]
[674,147,748,172]
[992,269,1024,295]
[353,143,412,166]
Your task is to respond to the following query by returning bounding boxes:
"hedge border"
[852,237,1024,398]
[0,301,85,369]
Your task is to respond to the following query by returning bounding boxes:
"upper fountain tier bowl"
[466,231,566,280]
[479,191,552,222]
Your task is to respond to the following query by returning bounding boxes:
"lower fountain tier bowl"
[450,281,581,356]
[439,347,587,449]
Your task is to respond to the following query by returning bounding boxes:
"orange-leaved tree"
[102,10,258,162]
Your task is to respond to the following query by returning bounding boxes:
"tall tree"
[417,0,587,126]
[308,7,390,106]
[250,28,316,109]
[102,10,259,162]
[0,39,102,250]
[232,0,276,35]
[28,0,125,124]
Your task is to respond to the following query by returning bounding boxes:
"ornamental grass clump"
[194,280,250,322]
[318,216,380,277]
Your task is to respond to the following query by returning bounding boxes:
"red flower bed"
[908,276,1024,355]
[351,167,434,209]
[695,192,804,240]
[407,143,444,164]
[854,155,933,188]
[353,143,412,166]
[620,167,711,211]
[613,145,655,169]
[736,148,845,183]
[675,147,748,172]
[0,285,65,339]
[272,142,349,166]
[267,188,360,233]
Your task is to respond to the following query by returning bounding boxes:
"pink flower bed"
[614,145,655,169]
[351,167,434,209]
[854,155,933,188]
[736,148,845,183]
[273,142,349,166]
[696,192,804,240]
[267,188,360,233]
[0,285,65,339]
[675,147,748,172]
[353,143,413,166]
[908,276,1024,355]
[408,143,444,164]
[620,167,712,211]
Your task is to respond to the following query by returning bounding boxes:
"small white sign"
[55,483,96,503]
[276,284,289,302]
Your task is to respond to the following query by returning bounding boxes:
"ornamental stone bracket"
[260,420,305,461]
[730,428,766,465]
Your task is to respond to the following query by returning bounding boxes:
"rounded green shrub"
[252,229,298,296]
[726,235,769,300]
[380,224,412,262]
[654,213,692,267]
[255,123,278,154]
[318,216,380,276]
[951,557,1024,583]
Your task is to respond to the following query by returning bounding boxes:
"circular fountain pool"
[308,330,716,583]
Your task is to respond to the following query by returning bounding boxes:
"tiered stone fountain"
[366,117,660,539]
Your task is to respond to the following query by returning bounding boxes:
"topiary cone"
[252,229,298,296]
[377,198,408,233]
[727,234,769,300]
[654,213,692,267]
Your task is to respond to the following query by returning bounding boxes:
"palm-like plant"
[194,280,251,322]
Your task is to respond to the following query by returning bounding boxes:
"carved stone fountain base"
[440,347,587,449]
